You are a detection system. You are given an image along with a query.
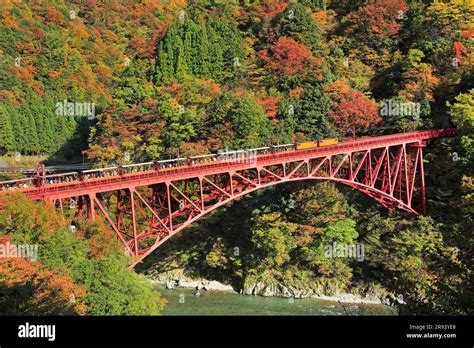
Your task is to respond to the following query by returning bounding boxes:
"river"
[155,285,396,316]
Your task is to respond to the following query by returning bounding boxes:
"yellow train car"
[296,141,318,150]
[296,138,339,150]
[318,138,338,147]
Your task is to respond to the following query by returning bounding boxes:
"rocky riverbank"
[149,268,235,291]
[240,280,383,304]
[147,269,397,305]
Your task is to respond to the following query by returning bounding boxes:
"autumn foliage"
[343,0,409,47]
[259,37,319,78]
[0,0,472,317]
[0,257,87,315]
[0,193,165,315]
[329,90,381,137]
[453,41,468,62]
[257,96,282,121]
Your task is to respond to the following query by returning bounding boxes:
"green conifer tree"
[0,104,15,154]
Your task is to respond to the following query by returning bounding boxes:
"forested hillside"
[0,0,472,315]
[1,0,471,161]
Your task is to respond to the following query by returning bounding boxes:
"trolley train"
[0,137,340,190]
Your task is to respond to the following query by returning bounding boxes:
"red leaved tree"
[329,90,381,137]
[259,37,318,79]
[251,0,288,21]
[453,41,467,63]
[256,95,282,121]
[343,0,408,50]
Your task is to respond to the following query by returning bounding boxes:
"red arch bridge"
[0,129,455,266]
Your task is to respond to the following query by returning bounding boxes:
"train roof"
[121,162,154,168]
[249,147,270,151]
[0,177,34,185]
[156,158,187,163]
[272,143,294,148]
[82,166,118,173]
[189,154,216,159]
[45,172,79,179]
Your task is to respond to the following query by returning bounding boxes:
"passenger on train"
[1,136,344,191]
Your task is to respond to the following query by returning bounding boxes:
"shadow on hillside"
[42,116,92,166]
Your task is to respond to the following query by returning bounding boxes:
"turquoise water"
[155,285,395,316]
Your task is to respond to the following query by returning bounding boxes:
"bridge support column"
[229,172,234,196]
[418,147,427,215]
[129,188,138,256]
[165,182,173,231]
[78,196,83,217]
[199,177,204,211]
[117,190,122,232]
[87,194,96,221]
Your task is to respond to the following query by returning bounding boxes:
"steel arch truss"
[51,142,429,266]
